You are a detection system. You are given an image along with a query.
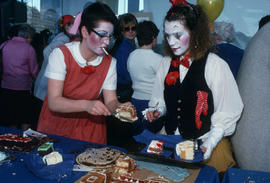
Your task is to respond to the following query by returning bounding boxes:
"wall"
[143,0,270,49]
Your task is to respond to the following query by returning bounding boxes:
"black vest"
[164,53,214,139]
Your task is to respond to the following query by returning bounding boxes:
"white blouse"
[45,41,117,94]
[149,53,244,139]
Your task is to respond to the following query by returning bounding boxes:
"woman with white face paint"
[37,2,132,144]
[145,3,243,173]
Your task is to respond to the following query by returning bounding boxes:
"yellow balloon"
[197,0,224,22]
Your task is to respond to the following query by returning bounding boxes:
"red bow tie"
[171,54,190,68]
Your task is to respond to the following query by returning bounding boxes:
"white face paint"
[85,21,113,56]
[164,20,190,56]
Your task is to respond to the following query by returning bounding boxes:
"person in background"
[37,2,133,144]
[32,15,75,129]
[213,21,244,79]
[0,24,38,130]
[127,20,163,134]
[31,29,52,70]
[145,3,243,173]
[110,13,138,102]
[258,14,270,29]
[34,15,75,102]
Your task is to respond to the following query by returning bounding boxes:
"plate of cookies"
[76,147,122,168]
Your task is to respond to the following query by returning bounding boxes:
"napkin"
[133,129,203,162]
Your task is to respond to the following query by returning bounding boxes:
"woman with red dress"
[37,2,131,144]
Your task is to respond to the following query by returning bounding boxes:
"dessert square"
[42,151,63,165]
[147,140,164,155]
[114,156,136,175]
[38,142,54,156]
[176,140,194,160]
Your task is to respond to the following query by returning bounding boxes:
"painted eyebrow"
[95,30,114,35]
[165,31,183,36]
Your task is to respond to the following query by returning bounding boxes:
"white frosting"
[147,140,164,154]
[43,151,63,165]
[176,140,194,160]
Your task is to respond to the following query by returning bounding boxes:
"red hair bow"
[169,0,189,6]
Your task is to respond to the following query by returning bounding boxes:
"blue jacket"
[215,43,244,79]
[115,38,136,85]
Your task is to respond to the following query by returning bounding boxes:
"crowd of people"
[1,0,269,175]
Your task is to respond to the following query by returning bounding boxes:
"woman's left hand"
[201,127,224,160]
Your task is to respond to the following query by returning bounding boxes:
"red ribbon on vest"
[195,91,209,130]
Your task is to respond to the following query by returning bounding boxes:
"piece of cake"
[42,151,63,165]
[0,133,33,152]
[115,104,138,122]
[147,140,164,155]
[75,170,111,183]
[114,155,136,175]
[0,133,49,152]
[38,142,54,156]
[176,140,194,160]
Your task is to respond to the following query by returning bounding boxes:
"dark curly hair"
[163,4,212,60]
[78,2,118,40]
[136,21,159,47]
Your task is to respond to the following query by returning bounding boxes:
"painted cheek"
[181,35,189,46]
[89,34,99,46]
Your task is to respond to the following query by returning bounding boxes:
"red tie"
[171,54,190,68]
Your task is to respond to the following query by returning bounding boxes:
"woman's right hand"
[85,100,111,116]
[146,110,160,122]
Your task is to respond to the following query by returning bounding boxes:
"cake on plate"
[38,142,54,156]
[176,140,194,160]
[0,133,49,152]
[147,140,164,155]
[43,151,63,165]
[114,155,136,175]
[115,104,138,122]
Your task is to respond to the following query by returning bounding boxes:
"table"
[0,126,220,183]
[222,168,270,183]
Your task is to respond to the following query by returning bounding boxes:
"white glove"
[201,127,224,160]
[142,107,163,120]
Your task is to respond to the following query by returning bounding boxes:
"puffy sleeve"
[200,53,243,159]
[204,53,244,137]
[45,47,66,81]
[148,57,171,116]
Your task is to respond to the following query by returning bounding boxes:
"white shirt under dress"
[45,41,117,94]
[149,52,244,140]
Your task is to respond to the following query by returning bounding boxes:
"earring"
[194,40,198,49]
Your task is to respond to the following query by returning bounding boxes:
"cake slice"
[147,140,164,155]
[114,155,136,175]
[115,104,138,122]
[42,151,63,165]
[38,142,54,156]
[176,140,194,160]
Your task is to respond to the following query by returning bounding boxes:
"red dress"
[37,45,112,144]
